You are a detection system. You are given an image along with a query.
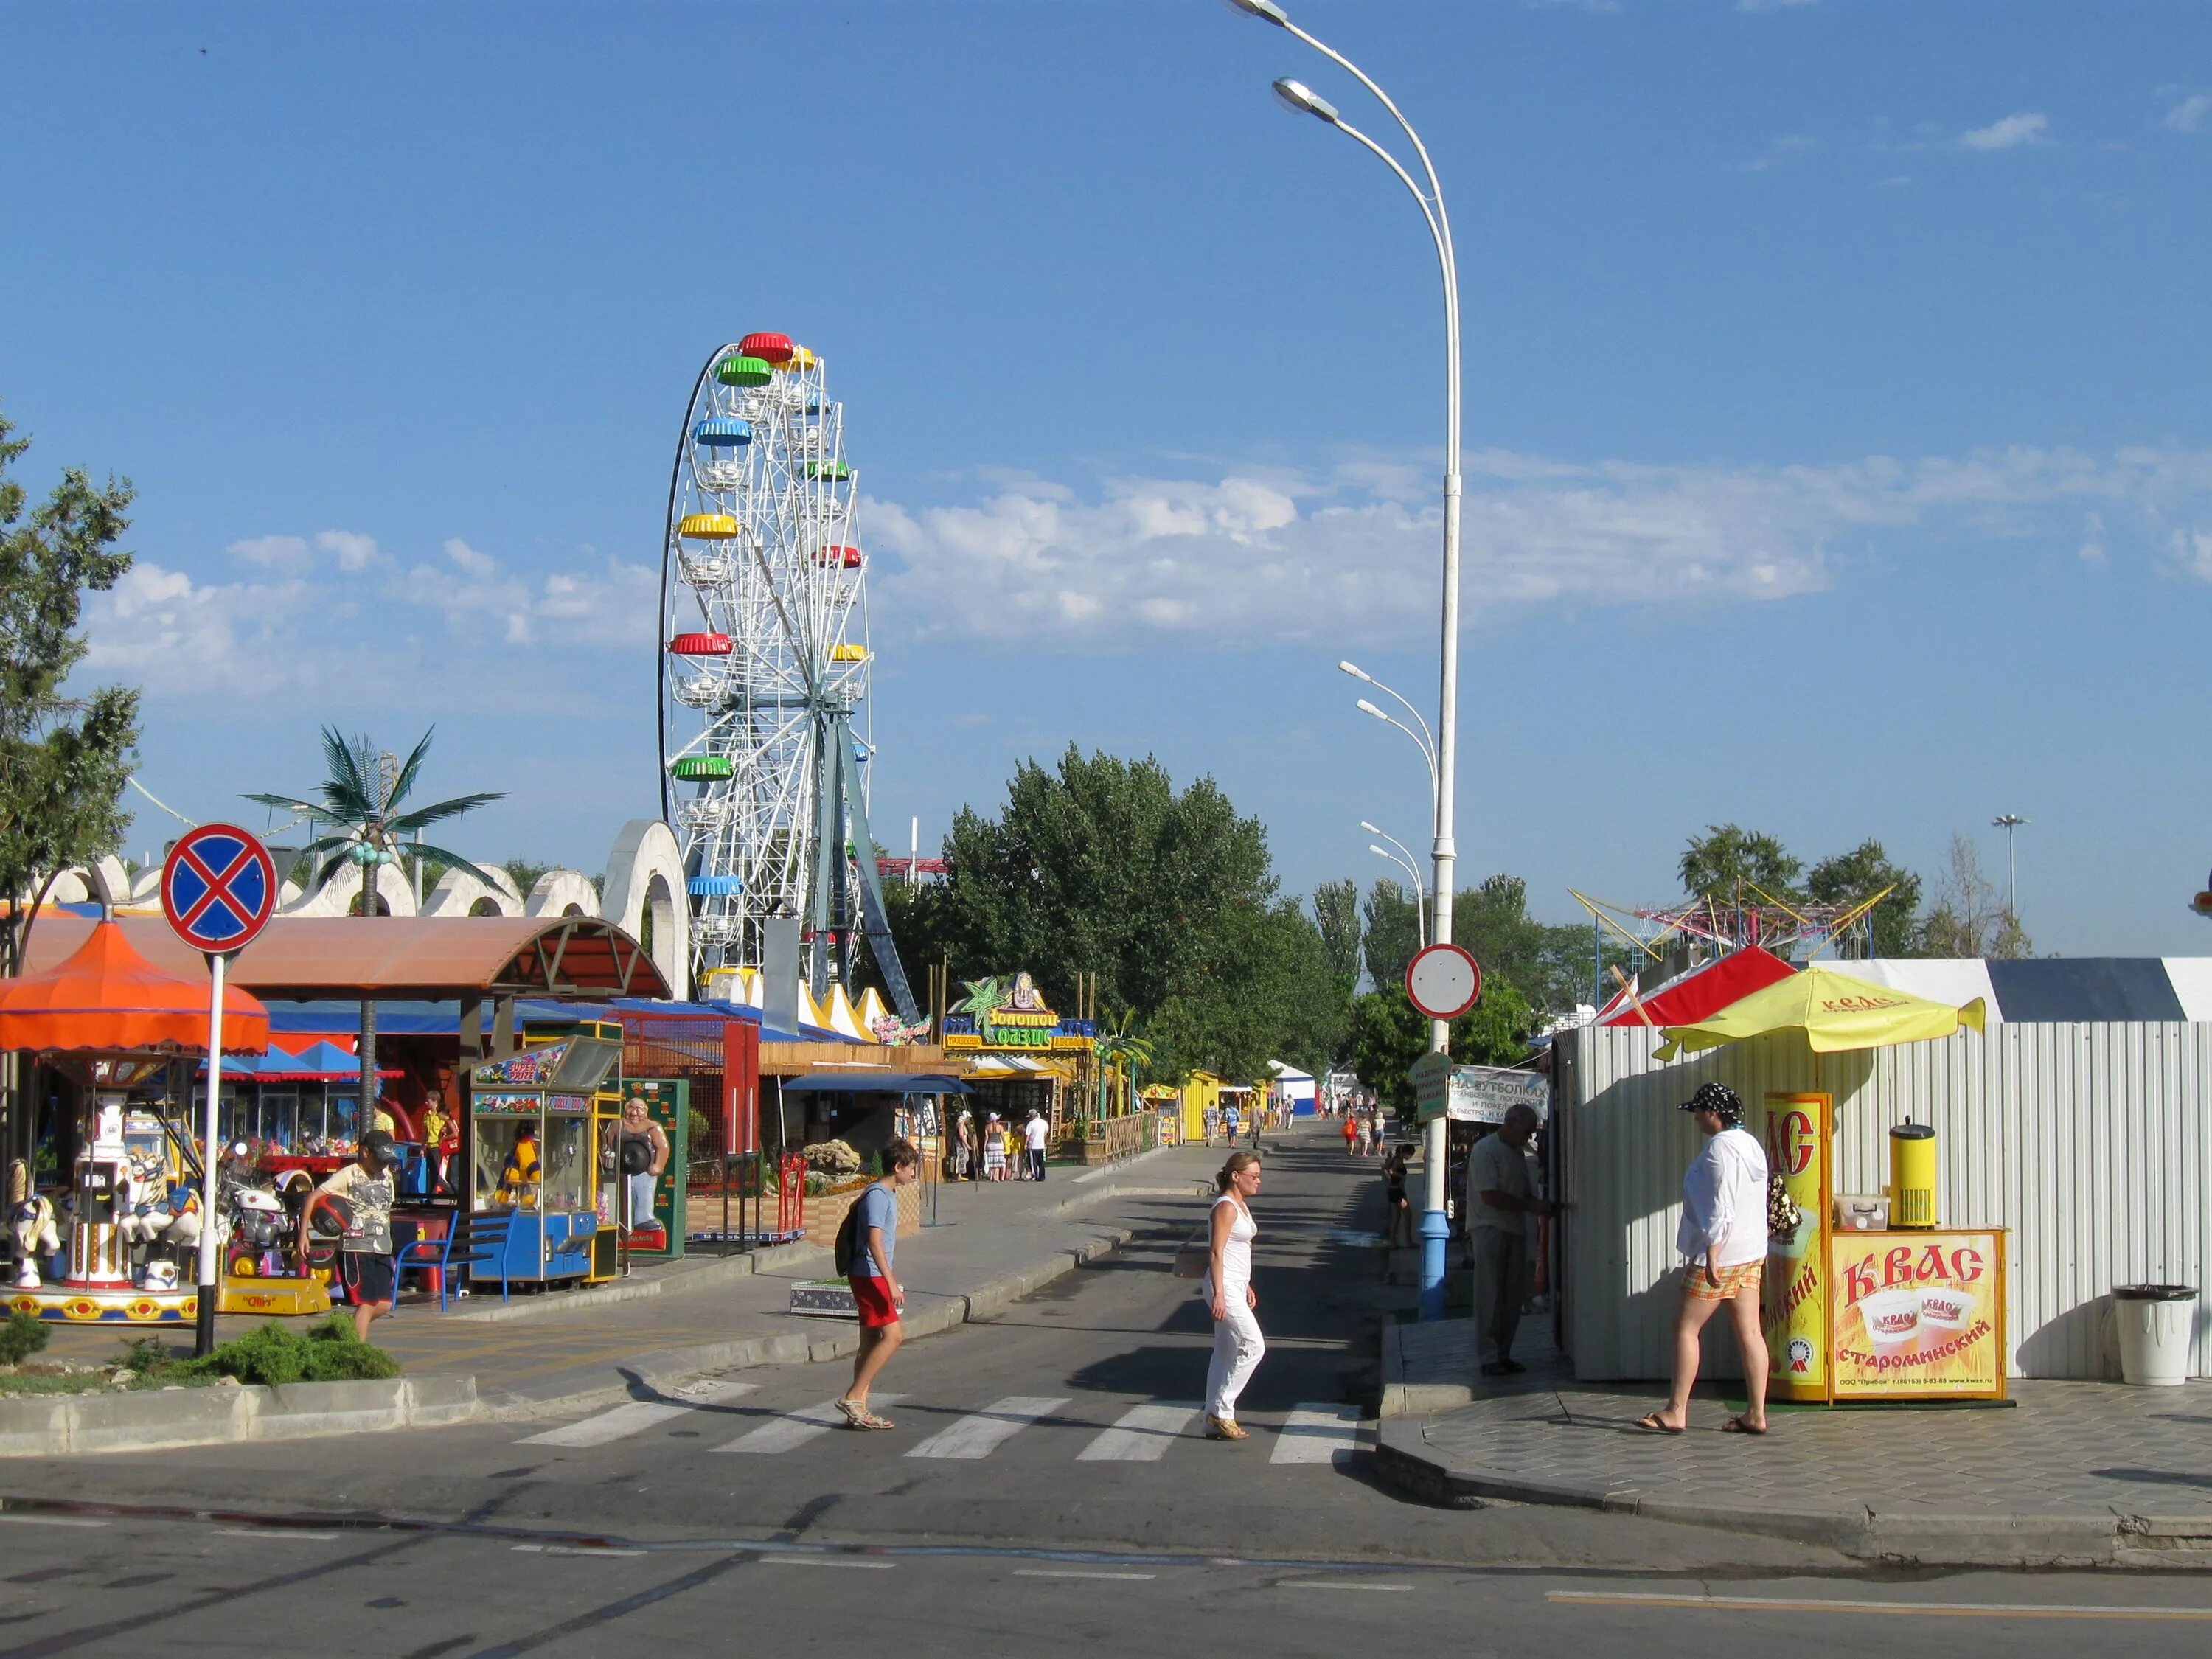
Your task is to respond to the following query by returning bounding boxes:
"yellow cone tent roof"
[1656,964,1986,1060]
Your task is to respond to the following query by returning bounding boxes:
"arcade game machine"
[467,1033,623,1289]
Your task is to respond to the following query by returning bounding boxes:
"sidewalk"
[1374,1315,2212,1567]
[16,1139,1221,1440]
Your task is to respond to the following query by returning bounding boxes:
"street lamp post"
[1234,0,1464,1318]
[1992,814,2028,924]
[1361,821,1427,943]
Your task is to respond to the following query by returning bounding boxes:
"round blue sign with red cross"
[161,824,278,953]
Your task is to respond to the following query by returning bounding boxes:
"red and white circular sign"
[1405,942,1482,1020]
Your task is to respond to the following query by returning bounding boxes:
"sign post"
[1405,942,1481,1023]
[161,824,277,1357]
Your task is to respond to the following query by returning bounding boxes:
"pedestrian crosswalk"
[522,1388,1371,1467]
[516,1380,757,1448]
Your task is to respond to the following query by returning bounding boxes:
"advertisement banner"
[1763,1093,1830,1400]
[1829,1228,2006,1398]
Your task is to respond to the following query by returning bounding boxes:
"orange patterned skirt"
[1683,1259,1764,1302]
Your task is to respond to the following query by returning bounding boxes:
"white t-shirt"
[1023,1117,1048,1151]
[1677,1125,1770,1269]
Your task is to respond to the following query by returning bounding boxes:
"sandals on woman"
[836,1398,896,1431]
[1634,1411,1686,1435]
[1206,1415,1249,1441]
[1722,1413,1768,1435]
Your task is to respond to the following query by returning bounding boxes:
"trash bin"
[2113,1284,2199,1386]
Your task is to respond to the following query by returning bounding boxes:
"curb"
[1369,1419,2212,1568]
[440,1239,823,1324]
[0,1374,478,1458]
[1376,1321,1478,1419]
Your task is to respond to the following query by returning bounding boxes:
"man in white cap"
[1023,1107,1049,1182]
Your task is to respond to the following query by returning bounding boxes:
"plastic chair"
[393,1210,515,1312]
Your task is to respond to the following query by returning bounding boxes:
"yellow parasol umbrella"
[1655,964,1984,1060]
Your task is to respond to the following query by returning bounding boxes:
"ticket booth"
[1763,1092,2008,1402]
[467,1035,623,1287]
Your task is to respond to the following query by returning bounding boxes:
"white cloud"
[316,529,378,571]
[228,534,308,570]
[227,529,379,572]
[2079,512,2106,566]
[2166,93,2212,134]
[1960,112,2049,152]
[864,444,2212,652]
[2171,528,2212,583]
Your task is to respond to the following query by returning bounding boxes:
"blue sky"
[5,1,2210,957]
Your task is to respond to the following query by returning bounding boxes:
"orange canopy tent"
[0,920,268,1054]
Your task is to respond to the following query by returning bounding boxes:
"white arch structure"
[49,824,699,999]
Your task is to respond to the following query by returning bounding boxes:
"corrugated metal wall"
[1557,1022,2211,1381]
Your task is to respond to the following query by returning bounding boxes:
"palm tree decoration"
[1092,1009,1153,1131]
[247,727,504,1140]
[955,977,1003,1026]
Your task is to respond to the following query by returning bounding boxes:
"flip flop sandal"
[1635,1412,1686,1435]
[836,1399,894,1431]
[1722,1414,1768,1435]
[1206,1416,1249,1441]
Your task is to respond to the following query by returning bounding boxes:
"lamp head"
[1222,0,1290,21]
[1337,659,1372,682]
[1359,821,1381,836]
[1272,77,1339,123]
[1355,698,1388,720]
[1368,844,1391,860]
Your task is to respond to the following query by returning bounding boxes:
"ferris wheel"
[656,333,918,1019]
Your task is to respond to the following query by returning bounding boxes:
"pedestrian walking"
[1222,1102,1241,1144]
[1203,1151,1266,1441]
[1382,1142,1416,1248]
[1467,1105,1557,1377]
[981,1113,1007,1181]
[1641,1082,1771,1435]
[1203,1104,1220,1147]
[308,1130,403,1341]
[1023,1107,1048,1181]
[836,1138,921,1431]
[1342,1110,1358,1158]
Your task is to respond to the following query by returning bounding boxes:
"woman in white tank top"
[1204,1151,1266,1440]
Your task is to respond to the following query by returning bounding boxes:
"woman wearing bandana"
[1639,1082,1772,1436]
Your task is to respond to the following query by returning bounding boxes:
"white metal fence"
[1556,1021,2211,1381]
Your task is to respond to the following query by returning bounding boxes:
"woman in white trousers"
[1204,1151,1266,1440]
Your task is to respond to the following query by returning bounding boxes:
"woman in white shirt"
[1639,1082,1773,1436]
[1203,1152,1266,1440]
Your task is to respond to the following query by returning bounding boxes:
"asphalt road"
[4,1124,2210,1655]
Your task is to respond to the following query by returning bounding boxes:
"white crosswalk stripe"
[518,1380,756,1448]
[717,1394,909,1454]
[905,1395,1069,1460]
[1270,1402,1363,1464]
[1076,1400,1203,1461]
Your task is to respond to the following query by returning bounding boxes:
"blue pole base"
[1418,1206,1450,1322]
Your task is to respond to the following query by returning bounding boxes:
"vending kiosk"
[467,1035,623,1287]
[1763,1092,2008,1402]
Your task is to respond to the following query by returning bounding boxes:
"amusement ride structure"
[656,333,918,1020]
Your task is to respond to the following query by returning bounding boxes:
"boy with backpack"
[834,1138,920,1430]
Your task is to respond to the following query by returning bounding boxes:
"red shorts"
[849,1274,901,1329]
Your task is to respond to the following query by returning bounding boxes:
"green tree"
[1360,877,1421,992]
[1679,823,1803,905]
[924,747,1349,1081]
[1806,839,1924,958]
[0,406,139,978]
[1346,979,1537,1111]
[1311,878,1361,987]
[247,729,504,1120]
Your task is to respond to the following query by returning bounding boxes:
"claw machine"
[467,1033,624,1288]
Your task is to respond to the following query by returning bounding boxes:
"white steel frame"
[658,343,874,983]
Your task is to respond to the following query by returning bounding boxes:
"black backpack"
[834,1190,867,1276]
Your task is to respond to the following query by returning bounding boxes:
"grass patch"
[0,1314,400,1398]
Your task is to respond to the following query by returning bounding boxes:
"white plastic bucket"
[2113,1285,2198,1386]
